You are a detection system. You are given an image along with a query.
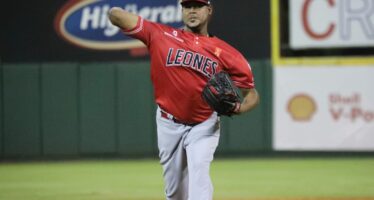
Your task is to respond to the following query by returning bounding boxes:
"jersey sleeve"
[225,52,255,89]
[121,16,161,46]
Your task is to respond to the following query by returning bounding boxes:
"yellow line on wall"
[271,0,281,66]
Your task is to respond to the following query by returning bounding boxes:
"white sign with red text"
[273,66,374,151]
[289,0,374,49]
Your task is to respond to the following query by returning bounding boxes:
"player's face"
[182,2,212,31]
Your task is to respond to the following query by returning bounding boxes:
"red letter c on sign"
[302,0,336,40]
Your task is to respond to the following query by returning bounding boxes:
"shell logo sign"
[287,94,317,121]
[54,0,183,50]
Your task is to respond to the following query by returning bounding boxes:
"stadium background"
[0,0,373,199]
[0,0,271,157]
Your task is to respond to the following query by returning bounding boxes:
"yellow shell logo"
[287,94,317,121]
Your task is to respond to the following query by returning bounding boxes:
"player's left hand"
[202,71,241,116]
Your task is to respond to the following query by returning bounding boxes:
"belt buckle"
[160,110,172,120]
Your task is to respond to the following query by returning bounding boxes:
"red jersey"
[123,17,255,123]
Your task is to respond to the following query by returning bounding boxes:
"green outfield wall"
[0,60,272,158]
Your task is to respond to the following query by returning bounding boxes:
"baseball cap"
[180,0,211,6]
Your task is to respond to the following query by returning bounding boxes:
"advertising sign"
[55,0,183,50]
[289,0,374,49]
[274,66,374,151]
[2,0,270,62]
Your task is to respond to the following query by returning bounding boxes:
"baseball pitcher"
[108,0,259,199]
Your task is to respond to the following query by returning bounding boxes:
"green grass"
[212,158,374,199]
[0,158,373,200]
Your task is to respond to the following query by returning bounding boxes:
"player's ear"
[208,5,213,15]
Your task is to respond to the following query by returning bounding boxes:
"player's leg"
[156,107,190,200]
[159,142,189,200]
[185,113,220,200]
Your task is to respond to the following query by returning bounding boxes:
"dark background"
[1,0,270,63]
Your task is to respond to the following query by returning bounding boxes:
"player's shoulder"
[212,36,244,57]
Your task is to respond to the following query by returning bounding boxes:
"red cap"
[180,0,211,6]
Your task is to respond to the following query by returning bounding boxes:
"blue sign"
[55,0,183,50]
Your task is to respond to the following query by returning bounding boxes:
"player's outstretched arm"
[237,88,259,114]
[108,7,138,30]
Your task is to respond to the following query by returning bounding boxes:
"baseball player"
[108,0,259,199]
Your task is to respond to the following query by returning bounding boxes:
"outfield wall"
[0,60,272,158]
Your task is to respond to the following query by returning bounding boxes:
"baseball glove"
[202,71,241,116]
